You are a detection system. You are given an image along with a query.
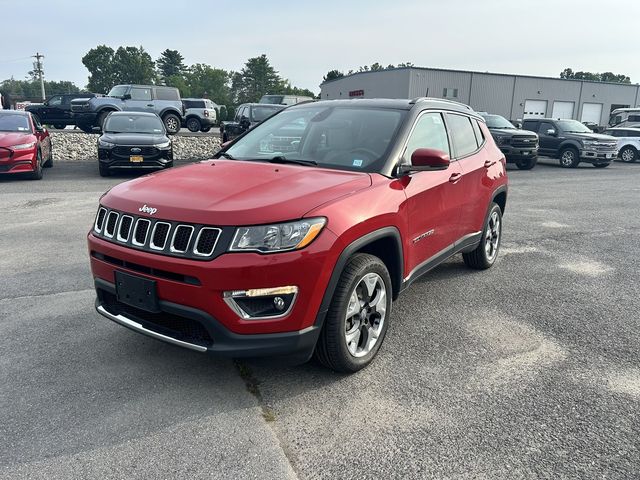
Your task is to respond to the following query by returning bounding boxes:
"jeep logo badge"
[139,204,157,215]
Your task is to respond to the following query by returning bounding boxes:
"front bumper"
[95,278,320,360]
[499,145,538,162]
[98,146,173,170]
[73,111,98,127]
[579,149,618,163]
[0,148,37,174]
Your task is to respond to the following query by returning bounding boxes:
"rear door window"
[155,88,179,101]
[130,88,152,101]
[446,113,478,158]
[523,121,538,133]
[471,119,484,147]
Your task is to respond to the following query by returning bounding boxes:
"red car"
[88,98,508,372]
[0,110,52,179]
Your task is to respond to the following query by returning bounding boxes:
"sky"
[2,0,639,93]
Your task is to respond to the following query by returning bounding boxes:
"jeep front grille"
[93,207,222,260]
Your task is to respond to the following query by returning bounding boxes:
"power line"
[32,52,45,100]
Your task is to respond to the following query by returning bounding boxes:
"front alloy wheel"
[620,146,637,163]
[463,202,502,269]
[560,148,579,168]
[344,273,387,358]
[315,253,392,372]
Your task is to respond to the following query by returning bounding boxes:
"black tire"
[53,124,66,130]
[28,150,43,180]
[515,157,537,170]
[619,146,637,163]
[43,145,53,168]
[98,162,111,177]
[559,147,580,168]
[314,253,392,373]
[97,111,111,131]
[163,113,181,134]
[463,203,502,270]
[594,162,610,168]
[222,132,229,143]
[201,126,211,133]
[77,123,93,133]
[186,117,201,132]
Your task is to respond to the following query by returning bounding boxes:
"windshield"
[0,114,31,132]
[251,105,284,122]
[483,114,515,129]
[103,115,164,134]
[226,105,407,173]
[106,86,128,97]
[260,95,284,104]
[556,120,592,133]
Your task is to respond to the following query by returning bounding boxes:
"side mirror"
[399,148,450,174]
[240,117,250,128]
[122,94,131,100]
[515,122,522,129]
[546,128,557,136]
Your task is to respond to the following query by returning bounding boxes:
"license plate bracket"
[115,271,159,312]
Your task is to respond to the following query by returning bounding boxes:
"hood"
[100,133,168,145]
[0,132,35,147]
[490,128,537,137]
[567,132,616,141]
[102,160,373,225]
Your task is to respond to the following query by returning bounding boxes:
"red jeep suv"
[88,98,508,372]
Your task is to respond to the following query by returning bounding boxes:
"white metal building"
[320,67,640,125]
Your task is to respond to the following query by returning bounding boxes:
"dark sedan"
[97,112,173,177]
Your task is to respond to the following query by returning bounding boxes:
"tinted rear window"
[155,88,180,101]
[184,100,205,109]
[446,113,479,157]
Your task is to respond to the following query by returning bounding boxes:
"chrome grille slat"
[94,207,107,233]
[194,227,221,257]
[170,225,194,253]
[150,222,171,251]
[132,219,151,246]
[104,211,119,238]
[117,215,134,242]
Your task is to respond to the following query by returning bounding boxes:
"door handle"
[449,173,462,183]
[484,160,497,168]
[146,104,154,107]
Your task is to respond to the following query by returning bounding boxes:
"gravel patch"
[50,132,221,161]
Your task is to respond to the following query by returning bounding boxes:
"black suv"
[479,113,538,170]
[522,118,618,168]
[25,93,95,129]
[219,103,285,142]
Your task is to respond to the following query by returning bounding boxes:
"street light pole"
[32,52,46,101]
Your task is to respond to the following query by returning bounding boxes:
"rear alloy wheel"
[463,203,502,270]
[619,146,637,163]
[186,117,201,132]
[559,147,580,168]
[314,253,392,372]
[594,162,610,168]
[163,113,181,134]
[515,157,537,170]
[28,150,43,180]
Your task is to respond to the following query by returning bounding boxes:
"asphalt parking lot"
[1,158,639,479]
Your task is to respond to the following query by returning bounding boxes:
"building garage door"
[581,103,603,125]
[523,100,547,119]
[552,101,575,120]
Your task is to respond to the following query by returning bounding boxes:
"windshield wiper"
[216,151,235,159]
[267,156,317,166]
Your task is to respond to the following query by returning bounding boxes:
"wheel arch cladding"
[493,189,507,214]
[315,227,404,328]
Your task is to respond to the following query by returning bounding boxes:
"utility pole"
[32,52,46,101]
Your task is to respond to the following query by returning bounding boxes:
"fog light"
[223,286,298,319]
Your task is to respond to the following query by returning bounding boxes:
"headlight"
[230,218,326,253]
[583,140,598,148]
[155,140,171,149]
[11,142,36,150]
[98,140,115,148]
[495,136,509,145]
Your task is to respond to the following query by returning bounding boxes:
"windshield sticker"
[352,159,363,167]
[17,127,28,131]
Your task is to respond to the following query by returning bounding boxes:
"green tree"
[560,67,631,84]
[230,54,282,104]
[157,49,187,80]
[278,80,316,98]
[82,45,117,93]
[112,46,156,85]
[184,64,232,105]
[323,69,344,83]
[0,78,81,100]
